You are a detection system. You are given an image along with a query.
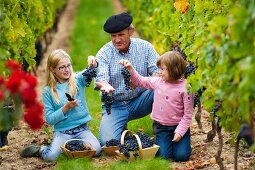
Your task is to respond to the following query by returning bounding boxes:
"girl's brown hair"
[157,51,187,81]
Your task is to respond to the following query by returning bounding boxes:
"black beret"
[104,12,133,33]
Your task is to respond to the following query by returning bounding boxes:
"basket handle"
[120,130,133,145]
[133,134,143,152]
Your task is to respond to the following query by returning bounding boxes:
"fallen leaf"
[209,157,217,164]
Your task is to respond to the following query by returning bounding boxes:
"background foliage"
[0,0,67,73]
[122,0,255,133]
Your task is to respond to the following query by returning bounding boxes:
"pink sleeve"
[175,92,194,137]
[129,69,159,90]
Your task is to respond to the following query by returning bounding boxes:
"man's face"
[110,28,133,52]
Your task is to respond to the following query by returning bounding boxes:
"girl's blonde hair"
[46,49,78,104]
[157,51,187,81]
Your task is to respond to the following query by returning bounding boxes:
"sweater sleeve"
[129,69,159,90]
[174,92,194,137]
[42,88,67,125]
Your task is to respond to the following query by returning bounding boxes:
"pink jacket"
[130,69,193,137]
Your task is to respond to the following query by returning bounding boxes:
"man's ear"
[129,27,134,36]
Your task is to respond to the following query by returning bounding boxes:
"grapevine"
[122,0,255,168]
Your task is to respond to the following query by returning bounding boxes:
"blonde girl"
[20,49,101,161]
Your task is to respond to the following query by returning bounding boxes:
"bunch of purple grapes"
[119,134,139,158]
[121,68,131,90]
[82,66,97,87]
[135,131,154,148]
[101,92,114,115]
[211,101,221,114]
[184,62,197,78]
[119,132,155,158]
[65,140,91,151]
[105,139,120,147]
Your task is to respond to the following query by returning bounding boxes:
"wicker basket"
[102,145,119,156]
[115,130,159,160]
[61,139,96,159]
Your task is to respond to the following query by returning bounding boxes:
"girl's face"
[52,57,72,83]
[159,64,170,81]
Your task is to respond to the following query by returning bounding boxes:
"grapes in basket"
[135,131,154,148]
[119,134,139,158]
[65,140,92,151]
[118,131,155,158]
[105,139,121,147]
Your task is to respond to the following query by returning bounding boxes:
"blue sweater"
[42,71,91,132]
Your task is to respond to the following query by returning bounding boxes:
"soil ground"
[0,0,254,169]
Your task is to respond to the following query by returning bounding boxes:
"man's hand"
[172,133,182,142]
[88,55,98,67]
[95,81,115,93]
[119,59,134,72]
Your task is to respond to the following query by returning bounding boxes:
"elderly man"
[94,12,159,146]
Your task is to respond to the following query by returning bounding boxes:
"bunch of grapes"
[184,62,196,78]
[121,68,131,90]
[105,139,120,147]
[119,145,130,158]
[65,140,92,151]
[119,134,139,158]
[82,66,97,87]
[211,101,222,114]
[119,132,155,158]
[101,92,114,115]
[136,131,154,148]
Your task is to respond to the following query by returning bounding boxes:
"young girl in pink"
[119,51,193,161]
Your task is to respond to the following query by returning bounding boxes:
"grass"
[56,155,171,170]
[69,0,113,137]
[55,0,169,169]
[55,155,94,170]
[107,158,171,170]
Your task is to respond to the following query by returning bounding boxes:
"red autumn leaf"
[174,0,189,14]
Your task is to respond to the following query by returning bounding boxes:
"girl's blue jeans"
[99,90,154,146]
[153,121,191,162]
[41,124,101,161]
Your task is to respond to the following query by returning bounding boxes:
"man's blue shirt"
[96,38,159,101]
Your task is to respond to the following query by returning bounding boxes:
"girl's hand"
[62,100,78,114]
[119,59,134,72]
[88,55,98,67]
[172,133,182,142]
